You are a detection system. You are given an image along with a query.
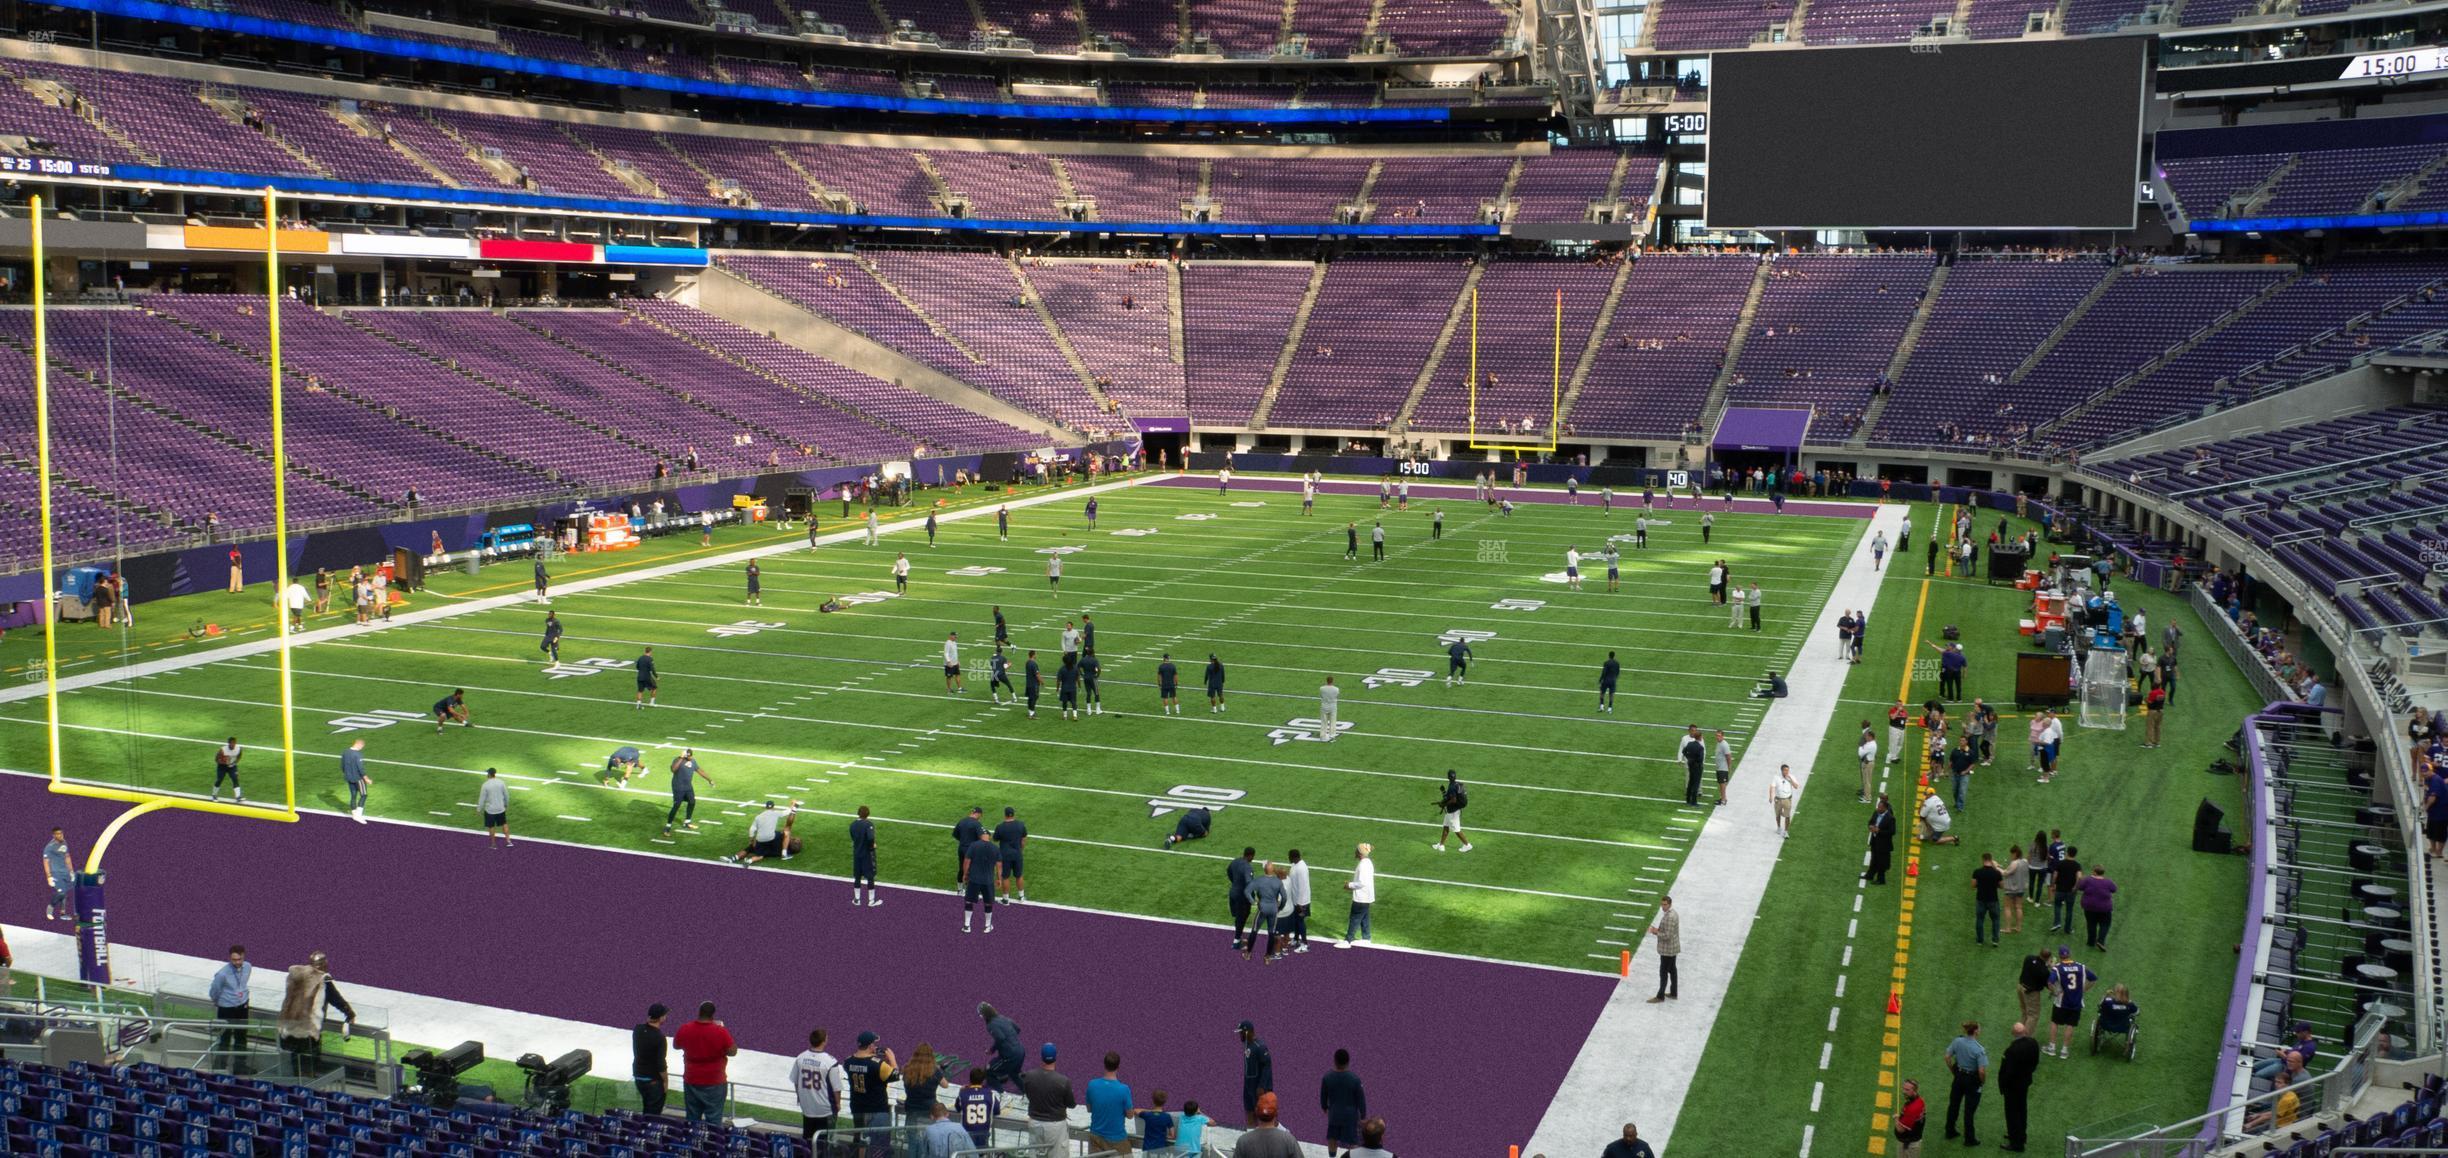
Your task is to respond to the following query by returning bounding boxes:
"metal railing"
[2063,1014,2393,1157]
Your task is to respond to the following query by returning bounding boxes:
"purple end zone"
[1151,474,1878,519]
[3,776,1613,1150]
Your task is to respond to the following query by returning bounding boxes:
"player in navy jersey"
[539,612,563,663]
[1056,654,1081,721]
[1023,651,1043,719]
[662,749,711,836]
[1080,650,1102,716]
[432,689,470,733]
[988,647,1016,704]
[951,806,985,889]
[1599,651,1621,713]
[1156,653,1181,715]
[961,835,1000,934]
[994,807,1029,904]
[1205,654,1227,714]
[848,806,880,908]
[602,745,642,786]
[634,647,659,710]
[533,557,550,602]
[744,561,762,606]
[1446,638,1474,686]
[1166,806,1213,848]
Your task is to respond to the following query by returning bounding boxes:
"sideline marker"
[1619,950,1631,977]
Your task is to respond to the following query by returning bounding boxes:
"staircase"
[1248,263,1330,428]
[913,151,956,212]
[1006,255,1117,411]
[141,306,539,492]
[1165,260,1187,364]
[2378,151,2448,211]
[619,303,925,447]
[1555,257,1638,425]
[2230,156,2298,218]
[859,0,893,34]
[421,112,525,188]
[1351,160,1385,221]
[202,88,329,177]
[2037,271,2303,438]
[560,125,661,198]
[857,257,989,363]
[1600,150,1634,206]
[1697,257,1774,426]
[1276,0,1300,45]
[332,105,458,186]
[505,312,804,449]
[333,310,670,464]
[1852,262,1947,445]
[1195,159,1215,214]
[27,74,158,164]
[769,145,836,208]
[1951,0,1977,31]
[1389,261,1489,432]
[2008,266,2125,383]
[0,443,190,535]
[1882,262,1949,382]
[1046,155,1084,206]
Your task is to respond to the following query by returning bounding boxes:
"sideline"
[0,474,1174,706]
[1523,502,1907,1156]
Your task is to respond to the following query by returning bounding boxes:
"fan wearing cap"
[840,1031,898,1129]
[1019,1042,1075,1153]
[1237,1020,1275,1126]
[1234,1091,1303,1158]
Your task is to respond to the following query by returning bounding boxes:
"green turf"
[1673,500,2257,1155]
[2,477,1862,972]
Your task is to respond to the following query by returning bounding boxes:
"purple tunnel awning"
[1710,406,1813,454]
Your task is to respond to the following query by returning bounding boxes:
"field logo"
[1110,528,1160,537]
[1149,783,1245,818]
[1175,513,1219,521]
[836,591,899,606]
[1436,628,1498,646]
[709,618,789,637]
[1036,545,1088,555]
[543,657,628,680]
[1229,501,1268,508]
[1476,540,1509,564]
[1267,718,1355,746]
[1491,598,1546,612]
[327,708,426,734]
[1362,667,1435,689]
[948,565,1007,577]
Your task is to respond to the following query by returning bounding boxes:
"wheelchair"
[2091,1001,2140,1060]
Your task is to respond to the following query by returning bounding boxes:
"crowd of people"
[628,999,1409,1156]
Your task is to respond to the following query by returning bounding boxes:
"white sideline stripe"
[78,677,1680,852]
[0,765,1602,980]
[0,472,1168,706]
[1525,505,1904,1158]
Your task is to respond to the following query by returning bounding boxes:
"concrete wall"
[2092,365,2411,461]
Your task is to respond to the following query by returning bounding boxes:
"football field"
[2,474,1869,973]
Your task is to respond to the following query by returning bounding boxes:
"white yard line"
[1525,504,1903,1158]
[0,473,1170,706]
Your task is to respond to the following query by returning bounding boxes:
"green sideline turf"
[0,478,1864,972]
[1673,501,2256,1156]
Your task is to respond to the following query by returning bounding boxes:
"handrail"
[2063,1012,2387,1157]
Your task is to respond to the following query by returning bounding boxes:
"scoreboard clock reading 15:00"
[2341,47,2448,82]
[1663,114,1708,135]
